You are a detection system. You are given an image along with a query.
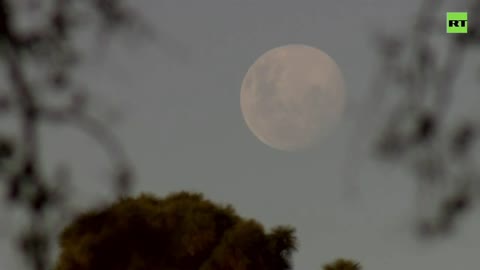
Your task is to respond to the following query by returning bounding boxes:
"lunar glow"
[240,44,345,151]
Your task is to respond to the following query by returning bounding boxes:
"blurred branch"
[364,0,480,239]
[40,103,133,195]
[0,0,141,269]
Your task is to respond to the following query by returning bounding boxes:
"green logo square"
[447,12,468,33]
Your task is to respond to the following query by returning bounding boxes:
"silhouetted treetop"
[322,258,362,270]
[56,191,297,270]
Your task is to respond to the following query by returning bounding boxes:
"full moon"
[240,44,345,151]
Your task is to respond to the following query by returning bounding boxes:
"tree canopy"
[322,258,362,270]
[55,191,297,270]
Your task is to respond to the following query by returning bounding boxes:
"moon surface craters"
[240,44,345,151]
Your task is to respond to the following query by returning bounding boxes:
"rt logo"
[446,12,468,33]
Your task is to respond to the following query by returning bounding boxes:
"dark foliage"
[322,258,362,270]
[55,191,297,270]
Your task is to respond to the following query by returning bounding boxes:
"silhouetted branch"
[365,0,480,238]
[39,105,133,196]
[0,0,141,269]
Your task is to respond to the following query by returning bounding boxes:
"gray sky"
[2,0,480,269]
